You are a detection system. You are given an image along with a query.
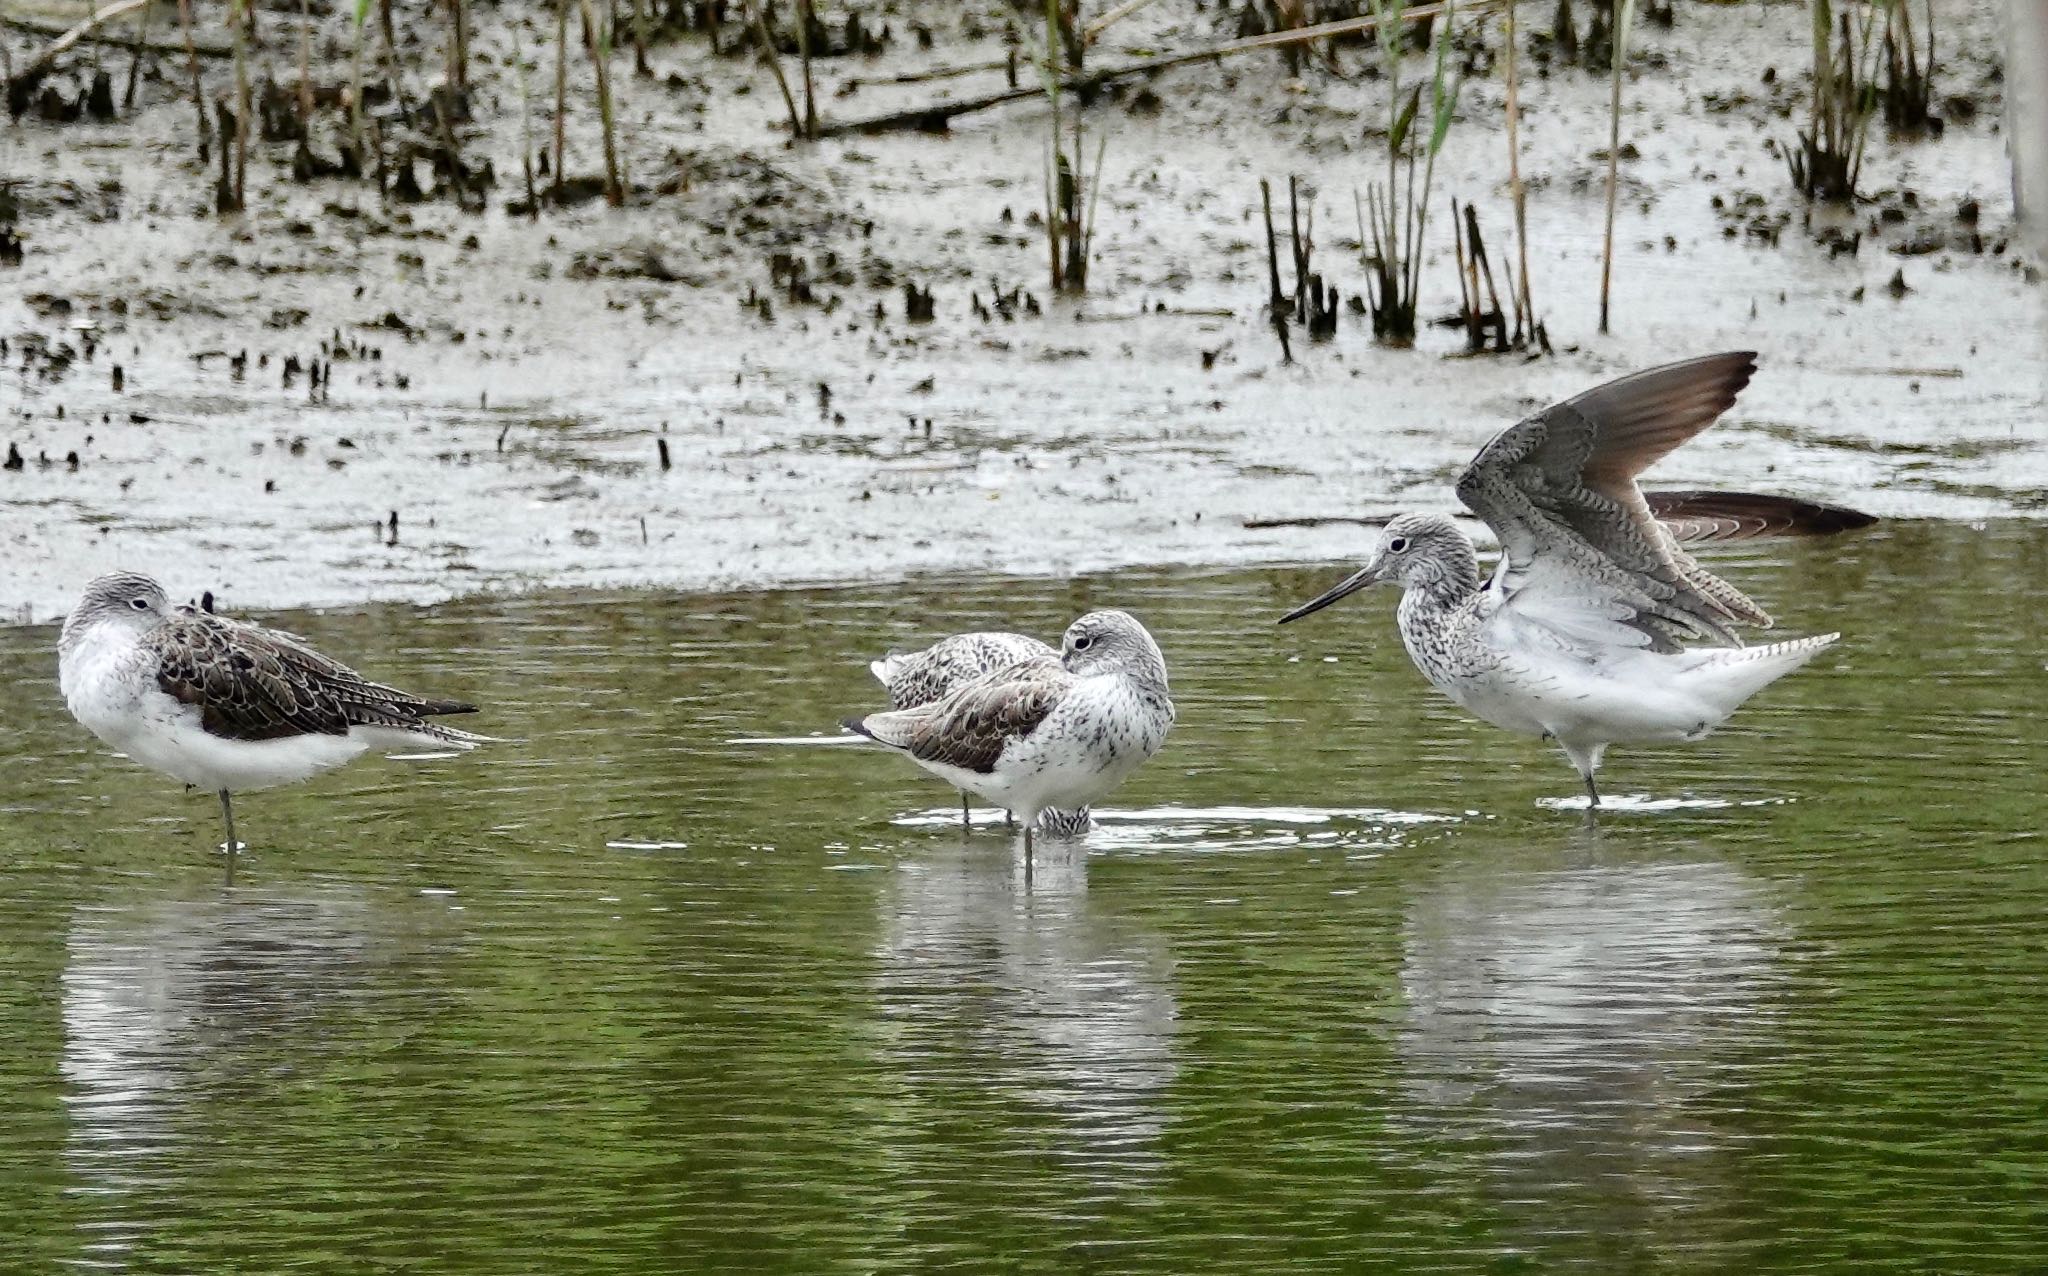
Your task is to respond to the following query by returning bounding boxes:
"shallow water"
[2,520,2044,1272]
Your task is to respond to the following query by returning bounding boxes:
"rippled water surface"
[2,521,2044,1272]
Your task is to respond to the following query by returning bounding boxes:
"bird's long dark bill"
[1277,566,1377,624]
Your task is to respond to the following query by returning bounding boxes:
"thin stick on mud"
[177,0,205,160]
[514,21,538,219]
[298,0,313,122]
[1599,0,1636,334]
[745,0,806,140]
[449,0,468,91]
[1261,178,1284,312]
[1084,0,1163,44]
[822,0,1497,137]
[230,0,249,211]
[552,0,568,196]
[1501,0,1538,344]
[376,0,406,123]
[349,0,367,166]
[796,0,818,138]
[123,0,155,109]
[8,0,150,89]
[579,0,624,203]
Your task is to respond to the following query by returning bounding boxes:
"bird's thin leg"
[1023,822,1035,888]
[960,793,971,830]
[218,789,239,856]
[1583,772,1601,809]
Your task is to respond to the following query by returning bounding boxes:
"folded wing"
[150,611,478,741]
[847,656,1067,774]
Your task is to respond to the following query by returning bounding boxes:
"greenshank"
[58,572,489,852]
[1279,352,1848,808]
[845,611,1175,852]
[872,631,1094,835]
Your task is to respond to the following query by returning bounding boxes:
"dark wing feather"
[847,657,1067,774]
[1645,490,1878,542]
[1455,352,1767,651]
[149,609,477,742]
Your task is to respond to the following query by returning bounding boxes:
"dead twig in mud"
[1500,0,1545,350]
[348,0,367,167]
[1449,200,1509,352]
[447,0,468,92]
[1083,0,1163,44]
[297,0,312,122]
[514,22,538,219]
[122,0,155,110]
[1598,0,1635,334]
[579,0,625,202]
[178,0,205,160]
[743,0,808,140]
[5,0,150,97]
[630,0,650,77]
[819,0,1500,137]
[1261,178,1291,360]
[795,0,818,138]
[220,0,249,214]
[552,0,568,195]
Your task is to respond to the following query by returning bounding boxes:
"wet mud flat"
[1,0,2041,621]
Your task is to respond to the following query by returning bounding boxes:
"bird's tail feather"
[1679,632,1838,713]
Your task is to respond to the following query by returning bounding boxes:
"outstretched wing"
[846,656,1067,774]
[1455,352,1767,652]
[148,610,477,742]
[1644,489,1878,543]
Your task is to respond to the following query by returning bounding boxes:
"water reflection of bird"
[845,611,1175,852]
[870,630,1091,835]
[871,840,1177,1189]
[1281,354,1864,807]
[1392,838,1786,1255]
[60,888,410,1250]
[57,572,489,852]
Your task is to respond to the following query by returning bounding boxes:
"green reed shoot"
[1788,0,1880,202]
[1359,0,1459,346]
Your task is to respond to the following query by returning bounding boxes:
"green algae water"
[1,519,2043,1273]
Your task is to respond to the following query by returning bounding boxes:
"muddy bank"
[2,0,2042,622]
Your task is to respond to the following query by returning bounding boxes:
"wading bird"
[845,610,1174,850]
[1280,352,1856,808]
[871,630,1092,834]
[59,572,488,852]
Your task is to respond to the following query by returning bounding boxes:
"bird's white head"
[1061,609,1168,687]
[1278,512,1477,623]
[61,572,172,651]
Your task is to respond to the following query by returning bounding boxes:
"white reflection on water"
[58,889,408,1262]
[1394,834,1789,1243]
[870,839,1177,1191]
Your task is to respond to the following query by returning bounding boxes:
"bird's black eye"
[129,597,149,610]
[1389,537,1410,553]
[1073,636,1093,651]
